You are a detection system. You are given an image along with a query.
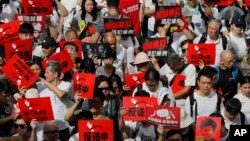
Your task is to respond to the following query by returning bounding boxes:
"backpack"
[214,65,239,84]
[198,33,228,50]
[189,93,221,122]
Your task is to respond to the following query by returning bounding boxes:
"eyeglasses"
[98,87,109,91]
[223,59,235,64]
[14,123,26,129]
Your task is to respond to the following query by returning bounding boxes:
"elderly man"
[43,122,60,141]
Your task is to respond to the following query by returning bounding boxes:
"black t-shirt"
[0,103,13,137]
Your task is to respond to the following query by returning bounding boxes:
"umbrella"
[218,6,244,20]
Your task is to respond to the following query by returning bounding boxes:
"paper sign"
[215,0,234,6]
[124,73,144,87]
[171,74,186,94]
[2,54,39,88]
[42,50,74,74]
[155,6,181,20]
[195,116,221,141]
[78,120,113,141]
[73,73,96,99]
[4,39,33,61]
[82,42,111,59]
[104,18,134,35]
[146,105,181,129]
[0,20,20,44]
[0,136,22,141]
[59,40,83,59]
[15,14,46,32]
[123,96,157,121]
[22,0,52,15]
[142,38,167,51]
[187,44,216,66]
[18,97,54,122]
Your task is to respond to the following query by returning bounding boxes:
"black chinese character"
[41,7,48,13]
[28,7,34,13]
[129,108,136,116]
[84,132,92,141]
[101,132,108,141]
[34,7,41,14]
[137,108,145,116]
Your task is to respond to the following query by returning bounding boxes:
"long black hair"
[81,0,99,22]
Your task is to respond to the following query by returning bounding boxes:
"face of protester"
[106,33,117,50]
[30,64,41,76]
[97,81,110,97]
[232,23,243,35]
[167,133,183,141]
[44,66,58,83]
[42,46,54,58]
[19,33,33,40]
[197,76,213,95]
[103,57,114,67]
[136,62,149,73]
[187,0,197,8]
[65,31,78,41]
[241,83,250,97]
[85,0,94,13]
[0,91,9,106]
[64,44,78,62]
[145,80,159,92]
[221,53,235,69]
[207,22,220,39]
[88,97,103,114]
[43,123,60,141]
[14,118,28,136]
[224,110,237,121]
[161,96,171,106]
[112,81,122,97]
[201,125,215,140]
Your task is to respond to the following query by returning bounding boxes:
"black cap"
[41,37,56,49]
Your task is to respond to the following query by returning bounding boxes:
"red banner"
[215,0,234,6]
[0,20,20,44]
[2,54,39,88]
[78,120,113,141]
[4,39,33,61]
[22,0,52,15]
[146,105,181,129]
[104,18,134,35]
[155,6,181,20]
[195,116,221,141]
[59,40,83,59]
[73,73,96,99]
[171,74,186,94]
[187,44,216,66]
[18,97,54,122]
[42,50,74,74]
[15,14,46,32]
[124,73,144,88]
[123,96,157,121]
[142,38,167,51]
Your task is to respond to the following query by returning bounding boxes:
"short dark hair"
[165,130,183,140]
[200,118,217,131]
[225,98,241,115]
[80,58,96,73]
[210,112,225,125]
[93,88,106,103]
[19,22,34,34]
[95,75,110,89]
[107,0,119,9]
[239,76,250,86]
[144,69,160,81]
[134,90,150,97]
[197,66,217,80]
[109,74,122,90]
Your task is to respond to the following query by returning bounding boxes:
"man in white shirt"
[39,61,73,141]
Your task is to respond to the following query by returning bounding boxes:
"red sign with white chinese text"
[2,54,39,88]
[78,120,113,141]
[73,73,96,99]
[4,39,33,61]
[22,0,52,15]
[0,20,20,44]
[18,97,54,122]
[123,96,157,121]
[15,14,46,32]
[146,105,181,129]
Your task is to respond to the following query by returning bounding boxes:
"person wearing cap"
[228,15,248,61]
[41,37,57,60]
[162,53,196,107]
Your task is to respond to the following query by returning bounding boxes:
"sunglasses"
[98,87,109,91]
[14,123,26,129]
[182,48,187,53]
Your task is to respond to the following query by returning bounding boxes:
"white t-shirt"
[234,93,250,122]
[120,37,140,74]
[39,81,72,130]
[135,123,156,141]
[113,44,127,75]
[69,133,79,141]
[185,90,223,121]
[229,32,248,60]
[194,34,230,67]
[132,82,163,98]
[61,0,77,28]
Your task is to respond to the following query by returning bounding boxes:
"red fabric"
[119,0,141,35]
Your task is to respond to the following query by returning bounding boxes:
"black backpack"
[198,33,228,50]
[189,93,221,122]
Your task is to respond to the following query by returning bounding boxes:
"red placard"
[15,14,46,32]
[124,73,144,88]
[104,18,134,35]
[78,120,113,141]
[4,39,33,61]
[195,116,221,141]
[22,0,52,15]
[123,96,157,121]
[146,105,181,129]
[0,20,20,44]
[2,54,39,89]
[18,97,54,122]
[73,73,96,99]
[42,50,74,74]
[187,44,216,66]
[142,38,167,51]
[215,0,234,6]
[246,0,250,6]
[155,6,181,20]
[171,74,186,94]
[86,23,96,35]
[58,40,83,59]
